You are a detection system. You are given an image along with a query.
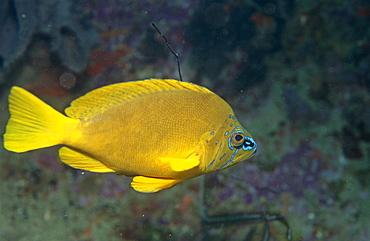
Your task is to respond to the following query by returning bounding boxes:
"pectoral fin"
[159,153,200,172]
[131,176,181,193]
[59,147,116,173]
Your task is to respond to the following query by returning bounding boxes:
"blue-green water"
[0,0,369,240]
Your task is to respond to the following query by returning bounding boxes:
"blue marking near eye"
[230,123,233,127]
[206,140,209,143]
[224,131,229,136]
[242,136,257,151]
[219,148,239,169]
[207,160,215,168]
[210,131,215,135]
[228,137,235,150]
[215,140,219,144]
[212,143,223,161]
[219,153,226,160]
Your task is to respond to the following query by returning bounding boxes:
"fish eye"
[231,133,245,147]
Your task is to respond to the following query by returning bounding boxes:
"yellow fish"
[3,79,257,193]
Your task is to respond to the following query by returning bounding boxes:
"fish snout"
[243,136,258,153]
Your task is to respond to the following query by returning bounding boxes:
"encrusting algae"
[3,79,257,193]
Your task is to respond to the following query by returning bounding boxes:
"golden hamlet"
[4,79,257,193]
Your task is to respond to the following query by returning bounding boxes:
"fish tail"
[4,86,78,153]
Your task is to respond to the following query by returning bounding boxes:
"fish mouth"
[242,136,257,152]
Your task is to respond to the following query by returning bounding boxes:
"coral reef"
[0,0,98,85]
[184,0,294,93]
[0,0,369,240]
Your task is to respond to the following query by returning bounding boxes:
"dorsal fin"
[65,79,212,119]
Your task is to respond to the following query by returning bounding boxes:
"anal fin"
[59,147,115,173]
[131,176,181,193]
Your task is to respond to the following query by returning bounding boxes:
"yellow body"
[3,79,257,193]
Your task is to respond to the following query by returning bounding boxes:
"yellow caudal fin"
[3,86,78,153]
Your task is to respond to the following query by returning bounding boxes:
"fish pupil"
[235,134,243,141]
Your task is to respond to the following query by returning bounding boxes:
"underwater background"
[0,0,369,240]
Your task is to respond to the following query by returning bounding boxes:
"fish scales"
[3,79,257,193]
[73,89,228,175]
